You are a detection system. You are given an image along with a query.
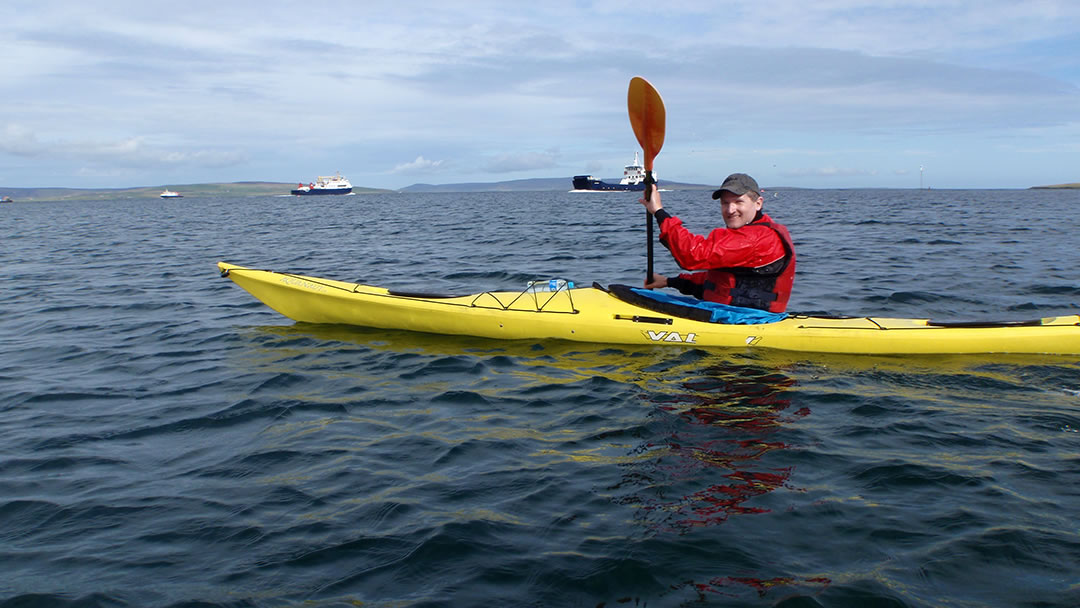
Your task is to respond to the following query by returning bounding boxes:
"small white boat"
[160,189,183,199]
[291,172,353,195]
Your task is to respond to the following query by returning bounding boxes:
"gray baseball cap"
[711,173,760,199]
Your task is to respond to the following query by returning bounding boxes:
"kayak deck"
[218,262,1080,355]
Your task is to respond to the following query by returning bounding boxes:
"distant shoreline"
[1,180,1077,202]
[0,182,392,202]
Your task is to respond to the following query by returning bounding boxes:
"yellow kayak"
[218,262,1080,355]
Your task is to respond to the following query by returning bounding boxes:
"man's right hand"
[644,273,668,289]
[638,187,663,215]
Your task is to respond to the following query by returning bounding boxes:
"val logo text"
[645,330,697,344]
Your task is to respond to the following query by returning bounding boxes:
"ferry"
[291,172,353,195]
[571,152,653,192]
[160,189,183,199]
[1,195,12,203]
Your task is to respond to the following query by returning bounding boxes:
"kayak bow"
[218,262,1080,355]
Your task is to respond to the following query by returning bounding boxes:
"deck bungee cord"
[222,265,581,315]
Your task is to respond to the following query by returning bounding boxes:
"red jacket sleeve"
[658,214,787,271]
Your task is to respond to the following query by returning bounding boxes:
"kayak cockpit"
[603,283,787,325]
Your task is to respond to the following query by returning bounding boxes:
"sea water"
[1,189,1079,607]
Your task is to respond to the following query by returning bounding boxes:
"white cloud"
[392,156,445,174]
[483,149,561,173]
[1,124,45,156]
[2,1,1079,188]
[0,123,246,168]
[780,167,877,179]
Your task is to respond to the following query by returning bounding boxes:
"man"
[638,173,796,313]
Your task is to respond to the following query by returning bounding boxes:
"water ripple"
[1,191,1079,607]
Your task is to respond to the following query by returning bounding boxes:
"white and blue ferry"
[571,152,652,192]
[291,172,354,195]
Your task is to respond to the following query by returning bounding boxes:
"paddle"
[627,76,666,284]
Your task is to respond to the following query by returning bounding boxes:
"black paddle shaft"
[644,172,656,284]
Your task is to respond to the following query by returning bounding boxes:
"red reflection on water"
[624,363,828,602]
[684,575,831,599]
[678,467,792,526]
[629,365,809,533]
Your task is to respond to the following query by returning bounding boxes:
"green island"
[0,182,392,202]
[1032,183,1080,189]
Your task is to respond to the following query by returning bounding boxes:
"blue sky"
[2,0,1079,190]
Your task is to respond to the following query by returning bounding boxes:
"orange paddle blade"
[627,76,666,172]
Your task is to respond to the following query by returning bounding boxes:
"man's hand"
[644,273,668,289]
[638,186,663,215]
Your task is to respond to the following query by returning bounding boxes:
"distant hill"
[398,176,713,193]
[1,177,717,202]
[1031,183,1080,189]
[0,182,392,202]
[397,177,565,193]
[6,178,1072,202]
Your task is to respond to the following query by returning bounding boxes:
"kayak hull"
[218,262,1080,355]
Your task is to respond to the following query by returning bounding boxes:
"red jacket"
[657,210,796,312]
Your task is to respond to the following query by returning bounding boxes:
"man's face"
[718,191,764,229]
